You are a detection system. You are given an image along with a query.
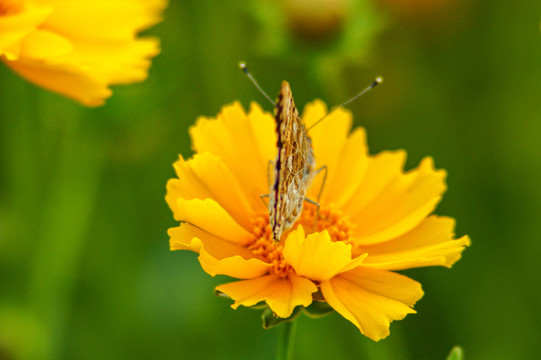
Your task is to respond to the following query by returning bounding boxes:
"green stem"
[276,320,297,360]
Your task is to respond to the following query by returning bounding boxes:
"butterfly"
[268,81,317,242]
[240,62,381,242]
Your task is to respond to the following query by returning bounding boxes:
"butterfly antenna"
[239,61,276,106]
[306,77,383,132]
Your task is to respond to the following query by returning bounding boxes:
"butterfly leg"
[313,165,329,227]
[301,165,329,232]
[260,194,269,207]
[314,165,328,203]
[303,197,321,232]
[259,160,275,209]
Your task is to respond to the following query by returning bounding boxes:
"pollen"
[299,203,354,244]
[248,212,291,277]
[247,204,354,277]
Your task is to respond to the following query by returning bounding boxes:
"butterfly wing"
[269,81,315,241]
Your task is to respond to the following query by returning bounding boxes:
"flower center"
[298,203,354,244]
[247,203,354,277]
[247,213,290,277]
[0,0,23,16]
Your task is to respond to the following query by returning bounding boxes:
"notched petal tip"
[168,227,203,252]
[188,100,274,210]
[361,216,471,271]
[283,228,366,282]
[350,152,449,245]
[216,273,317,319]
[442,234,471,268]
[321,268,423,341]
[3,1,166,106]
[167,152,257,231]
[199,246,271,278]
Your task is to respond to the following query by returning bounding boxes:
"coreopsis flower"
[0,0,166,106]
[166,100,469,341]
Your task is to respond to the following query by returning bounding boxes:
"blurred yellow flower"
[0,0,166,106]
[166,101,470,341]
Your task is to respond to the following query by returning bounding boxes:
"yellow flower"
[0,0,166,106]
[166,101,470,341]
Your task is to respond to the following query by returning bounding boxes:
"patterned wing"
[268,81,315,241]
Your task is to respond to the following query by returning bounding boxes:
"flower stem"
[276,320,297,360]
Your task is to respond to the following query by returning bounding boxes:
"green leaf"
[303,301,334,318]
[261,307,302,329]
[446,346,464,360]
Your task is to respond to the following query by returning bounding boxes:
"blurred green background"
[1,0,540,359]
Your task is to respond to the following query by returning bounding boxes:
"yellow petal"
[1,0,164,106]
[198,245,270,279]
[361,216,471,270]
[247,102,277,174]
[168,223,254,260]
[173,198,253,245]
[216,273,317,318]
[310,127,369,207]
[190,102,275,212]
[321,268,423,341]
[41,0,166,42]
[169,224,269,278]
[341,150,407,215]
[59,37,160,84]
[301,101,352,203]
[18,29,72,59]
[0,3,51,55]
[283,227,366,281]
[4,57,111,106]
[349,156,447,245]
[166,153,256,232]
